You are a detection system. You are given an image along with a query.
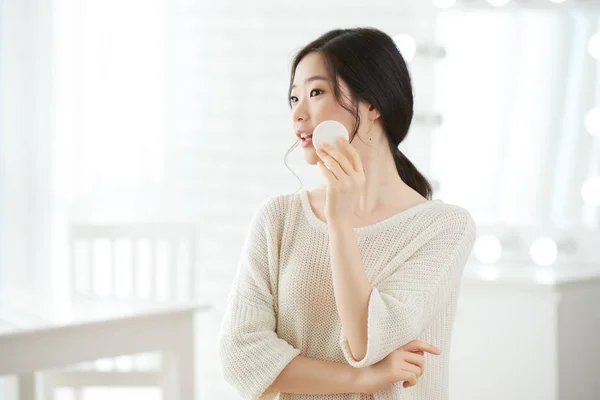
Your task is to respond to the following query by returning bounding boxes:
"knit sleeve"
[217,199,301,399]
[339,208,476,368]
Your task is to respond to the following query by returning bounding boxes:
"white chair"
[41,222,199,400]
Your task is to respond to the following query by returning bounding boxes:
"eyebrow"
[291,75,329,89]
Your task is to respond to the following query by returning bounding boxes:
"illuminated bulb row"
[474,235,576,266]
[567,18,598,145]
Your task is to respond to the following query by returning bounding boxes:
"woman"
[217,27,476,399]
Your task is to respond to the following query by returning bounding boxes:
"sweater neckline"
[298,189,444,237]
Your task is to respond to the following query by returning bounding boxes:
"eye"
[310,89,324,97]
[289,89,324,105]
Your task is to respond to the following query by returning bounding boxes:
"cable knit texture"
[217,189,477,400]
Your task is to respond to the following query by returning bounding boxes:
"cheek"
[313,102,336,118]
[316,102,349,123]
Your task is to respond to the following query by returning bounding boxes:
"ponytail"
[391,145,433,200]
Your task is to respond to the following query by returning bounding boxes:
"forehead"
[293,52,328,84]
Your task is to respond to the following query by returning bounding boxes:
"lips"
[300,136,313,148]
[296,129,313,140]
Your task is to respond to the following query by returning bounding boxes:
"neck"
[356,146,407,215]
[334,131,412,216]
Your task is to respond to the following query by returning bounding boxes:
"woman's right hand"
[358,340,441,395]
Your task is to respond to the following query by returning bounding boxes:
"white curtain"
[53,0,167,216]
[0,0,55,291]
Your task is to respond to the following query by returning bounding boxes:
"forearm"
[269,355,366,395]
[329,224,372,361]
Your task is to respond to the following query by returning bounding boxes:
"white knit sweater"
[217,189,476,400]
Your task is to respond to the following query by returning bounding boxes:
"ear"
[368,104,381,120]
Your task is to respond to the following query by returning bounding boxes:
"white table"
[0,285,212,400]
[450,262,600,400]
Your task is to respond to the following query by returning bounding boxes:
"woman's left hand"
[315,137,366,228]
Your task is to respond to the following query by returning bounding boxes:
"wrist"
[353,365,378,394]
[349,365,368,394]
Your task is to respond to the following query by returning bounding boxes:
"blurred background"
[1,0,600,399]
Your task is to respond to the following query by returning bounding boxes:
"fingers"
[388,350,423,388]
[315,149,340,180]
[401,371,418,388]
[390,341,439,390]
[401,340,441,355]
[316,144,354,177]
[401,359,422,378]
[401,351,425,372]
[316,160,336,183]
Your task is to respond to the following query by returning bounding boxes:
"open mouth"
[300,135,313,147]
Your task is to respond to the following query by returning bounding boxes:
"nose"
[291,98,308,125]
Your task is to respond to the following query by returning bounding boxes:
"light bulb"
[393,34,417,62]
[474,235,503,264]
[588,33,600,60]
[584,108,600,136]
[581,176,600,206]
[529,237,558,266]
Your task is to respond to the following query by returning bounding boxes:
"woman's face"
[290,52,367,165]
